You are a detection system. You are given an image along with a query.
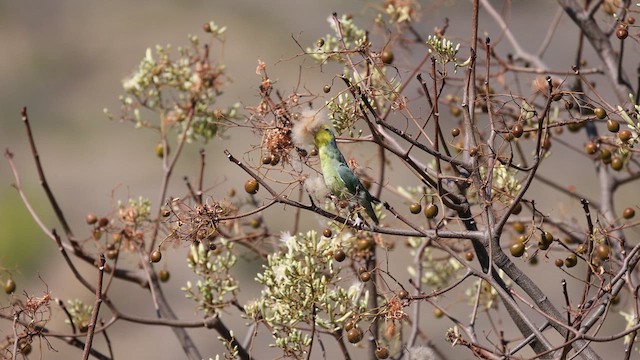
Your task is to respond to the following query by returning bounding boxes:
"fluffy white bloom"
[304,174,329,201]
[347,281,363,301]
[273,264,287,283]
[279,231,298,254]
[122,72,142,92]
[407,346,442,360]
[291,109,327,149]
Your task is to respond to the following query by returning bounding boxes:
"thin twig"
[20,107,78,247]
[82,254,106,360]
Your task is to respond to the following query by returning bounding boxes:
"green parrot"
[314,125,379,224]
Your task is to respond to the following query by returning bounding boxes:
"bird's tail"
[362,196,379,224]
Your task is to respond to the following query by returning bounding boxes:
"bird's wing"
[337,163,364,195]
[337,164,380,202]
[337,162,379,223]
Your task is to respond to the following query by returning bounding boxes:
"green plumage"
[314,125,379,224]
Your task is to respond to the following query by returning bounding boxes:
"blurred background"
[1,0,638,359]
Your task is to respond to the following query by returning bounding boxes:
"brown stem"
[82,254,105,360]
[20,107,78,248]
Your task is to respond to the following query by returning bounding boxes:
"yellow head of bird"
[314,125,335,147]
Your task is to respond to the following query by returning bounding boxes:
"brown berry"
[316,38,325,47]
[85,213,98,225]
[433,308,444,318]
[510,242,525,257]
[155,143,166,158]
[3,279,16,294]
[576,243,588,254]
[333,249,346,262]
[344,319,355,331]
[356,238,373,251]
[424,203,439,219]
[347,327,363,343]
[619,129,633,142]
[585,142,598,155]
[565,254,578,268]
[359,271,371,282]
[244,179,259,194]
[567,121,583,132]
[323,228,333,238]
[616,28,629,39]
[375,347,390,359]
[628,16,636,24]
[594,107,607,119]
[599,148,612,161]
[150,250,162,263]
[465,251,474,261]
[623,207,636,219]
[158,269,170,282]
[409,203,422,214]
[555,258,564,267]
[261,155,272,165]
[595,244,610,260]
[512,201,523,215]
[203,23,212,33]
[98,217,109,228]
[398,289,409,299]
[607,120,620,133]
[451,127,461,137]
[381,50,394,64]
[512,221,525,234]
[511,124,524,138]
[323,85,331,93]
[611,157,623,171]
